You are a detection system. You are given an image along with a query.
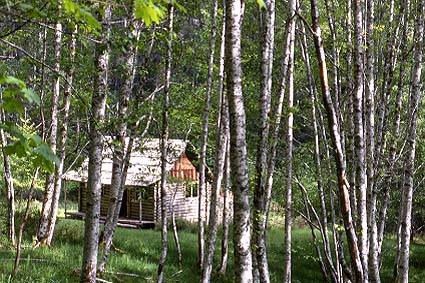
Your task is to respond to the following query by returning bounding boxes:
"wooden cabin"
[64,138,229,228]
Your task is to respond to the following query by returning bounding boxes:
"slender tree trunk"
[157,3,174,283]
[353,1,368,281]
[377,0,410,258]
[219,139,230,275]
[299,21,339,283]
[218,7,229,275]
[198,0,218,270]
[171,183,182,270]
[12,168,40,277]
[395,3,423,282]
[0,106,15,245]
[80,3,111,282]
[252,1,275,282]
[225,0,252,282]
[345,0,358,221]
[282,1,296,281]
[308,1,364,282]
[98,9,140,273]
[201,85,229,283]
[37,1,63,245]
[364,1,379,282]
[46,24,78,246]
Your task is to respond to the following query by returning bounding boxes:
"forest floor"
[0,213,425,282]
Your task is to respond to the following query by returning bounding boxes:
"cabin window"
[185,182,198,198]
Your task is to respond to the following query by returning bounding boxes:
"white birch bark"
[201,84,229,283]
[308,0,364,282]
[157,3,174,283]
[225,0,252,281]
[282,1,296,281]
[46,24,78,246]
[98,9,140,272]
[353,1,368,281]
[0,106,15,245]
[37,1,63,245]
[80,3,111,282]
[396,3,423,282]
[252,0,275,282]
[198,0,218,269]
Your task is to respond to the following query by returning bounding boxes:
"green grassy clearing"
[0,216,424,282]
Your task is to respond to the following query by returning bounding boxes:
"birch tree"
[201,76,229,283]
[98,7,141,272]
[308,0,364,282]
[157,2,174,283]
[46,24,78,246]
[395,2,424,282]
[37,0,63,245]
[282,1,296,281]
[252,1,275,282]
[225,0,253,281]
[198,0,218,269]
[80,2,111,282]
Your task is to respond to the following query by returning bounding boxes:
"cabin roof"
[64,138,187,187]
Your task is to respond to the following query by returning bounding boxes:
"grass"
[0,208,425,282]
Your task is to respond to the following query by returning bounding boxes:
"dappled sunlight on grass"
[1,215,425,282]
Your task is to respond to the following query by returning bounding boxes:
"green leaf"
[257,0,266,9]
[34,143,60,166]
[22,88,40,105]
[1,76,26,88]
[2,97,24,113]
[135,0,166,26]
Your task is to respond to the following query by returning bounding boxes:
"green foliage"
[0,75,59,173]
[63,0,101,32]
[134,0,167,26]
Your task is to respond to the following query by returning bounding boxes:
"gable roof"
[64,138,187,187]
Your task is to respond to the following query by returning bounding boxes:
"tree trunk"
[157,3,174,283]
[365,1,379,282]
[80,3,111,282]
[252,1,275,282]
[308,0,364,282]
[201,72,229,283]
[225,0,253,282]
[377,0,410,258]
[98,8,140,272]
[46,24,78,246]
[353,1,368,281]
[282,1,296,281]
[395,3,423,282]
[198,0,218,270]
[0,106,15,245]
[37,0,63,245]
[299,20,339,283]
[219,139,230,275]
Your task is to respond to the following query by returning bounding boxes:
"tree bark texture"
[198,0,218,270]
[37,0,63,245]
[80,3,111,282]
[282,1,296,282]
[1,107,15,245]
[308,1,364,282]
[353,1,368,281]
[395,2,423,282]
[157,3,174,283]
[252,1,275,282]
[225,0,253,282]
[98,9,140,272]
[201,85,229,283]
[46,24,78,246]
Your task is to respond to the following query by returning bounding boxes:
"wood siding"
[77,153,233,224]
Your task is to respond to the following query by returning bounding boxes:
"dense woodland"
[0,0,425,282]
